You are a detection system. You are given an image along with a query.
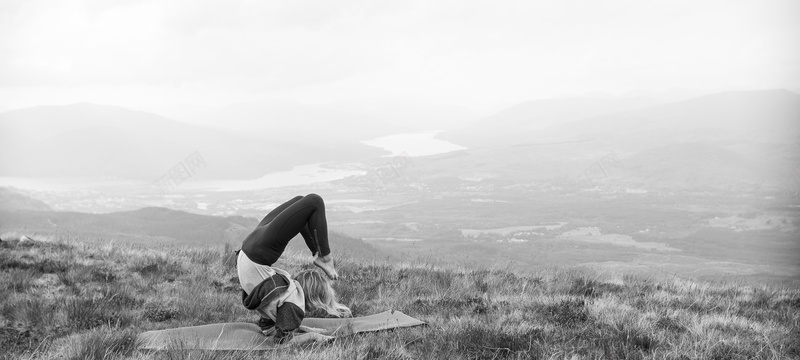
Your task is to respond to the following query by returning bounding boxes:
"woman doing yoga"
[237,193,351,343]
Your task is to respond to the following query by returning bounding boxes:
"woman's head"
[295,269,351,318]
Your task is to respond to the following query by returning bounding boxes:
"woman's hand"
[261,327,276,337]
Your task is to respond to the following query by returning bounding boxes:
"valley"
[2,89,799,287]
[4,167,798,287]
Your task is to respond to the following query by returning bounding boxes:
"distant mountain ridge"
[2,90,797,192]
[184,98,478,137]
[416,89,800,191]
[0,187,378,253]
[0,205,254,246]
[0,203,384,260]
[441,96,661,148]
[188,100,401,142]
[443,89,799,149]
[541,89,800,148]
[0,103,385,180]
[0,187,52,212]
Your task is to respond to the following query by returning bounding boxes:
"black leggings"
[240,194,331,266]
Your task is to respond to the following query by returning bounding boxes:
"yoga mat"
[138,310,425,350]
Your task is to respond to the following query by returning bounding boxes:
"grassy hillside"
[1,234,798,359]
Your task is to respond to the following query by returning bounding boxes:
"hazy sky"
[1,0,798,113]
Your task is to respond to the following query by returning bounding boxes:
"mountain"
[440,97,660,148]
[186,99,404,142]
[411,90,800,191]
[0,103,384,180]
[0,204,384,260]
[538,89,800,149]
[0,206,254,246]
[183,98,479,147]
[0,187,52,211]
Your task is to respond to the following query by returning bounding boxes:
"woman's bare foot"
[313,254,338,280]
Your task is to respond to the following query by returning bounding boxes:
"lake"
[0,164,366,193]
[185,163,366,191]
[1,132,466,193]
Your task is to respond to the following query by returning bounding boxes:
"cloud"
[0,0,396,89]
[1,0,798,109]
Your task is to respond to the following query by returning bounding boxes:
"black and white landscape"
[1,1,799,358]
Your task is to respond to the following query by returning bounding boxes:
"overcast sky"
[1,0,798,114]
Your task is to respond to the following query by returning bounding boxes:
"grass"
[1,233,798,359]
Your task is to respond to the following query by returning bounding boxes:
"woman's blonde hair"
[295,269,351,318]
